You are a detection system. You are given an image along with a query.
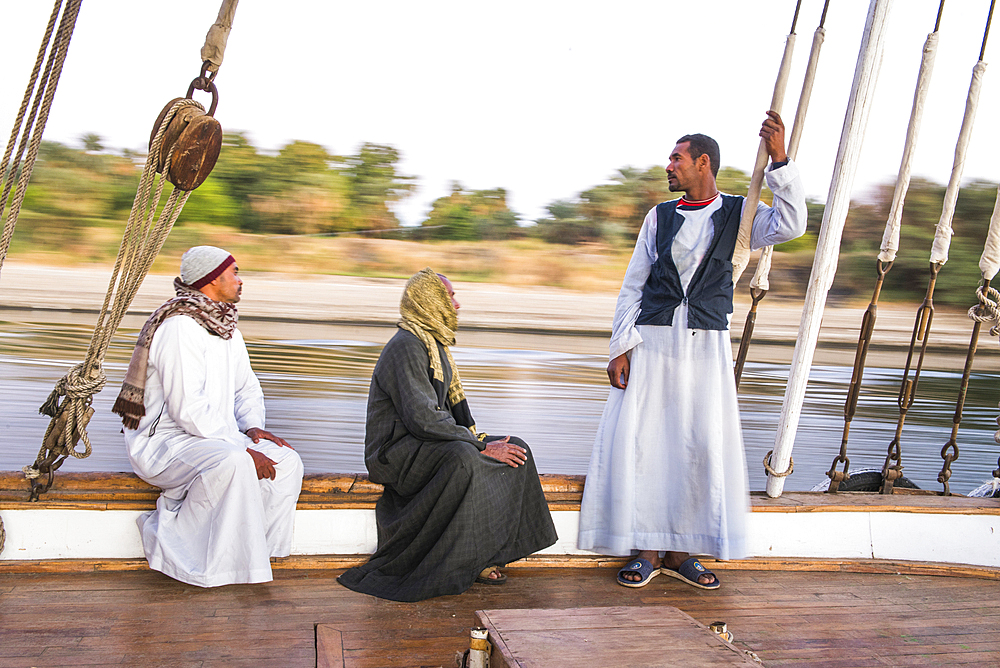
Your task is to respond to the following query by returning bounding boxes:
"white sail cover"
[733,33,796,285]
[751,25,827,292]
[200,0,240,71]
[878,31,939,264]
[979,183,1000,280]
[929,61,987,266]
[767,0,894,498]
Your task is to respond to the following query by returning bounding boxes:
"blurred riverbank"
[1,260,996,370]
[4,260,1000,490]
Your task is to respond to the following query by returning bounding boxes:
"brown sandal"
[475,566,507,585]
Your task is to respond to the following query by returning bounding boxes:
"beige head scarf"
[397,268,469,417]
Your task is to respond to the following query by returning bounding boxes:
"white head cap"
[180,246,234,289]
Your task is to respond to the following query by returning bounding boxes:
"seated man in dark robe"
[337,268,557,602]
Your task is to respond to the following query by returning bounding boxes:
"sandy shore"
[1,260,996,369]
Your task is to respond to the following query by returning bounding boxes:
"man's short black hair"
[676,133,720,178]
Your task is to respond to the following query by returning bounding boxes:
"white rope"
[200,0,240,72]
[750,25,827,292]
[0,0,82,278]
[733,33,796,285]
[929,61,987,266]
[768,0,895,498]
[26,100,199,482]
[878,32,940,264]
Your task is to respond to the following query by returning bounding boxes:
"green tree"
[419,182,521,241]
[80,133,104,153]
[342,143,416,231]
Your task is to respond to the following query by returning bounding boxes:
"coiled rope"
[21,0,240,502]
[24,99,202,500]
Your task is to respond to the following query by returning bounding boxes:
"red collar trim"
[678,193,720,209]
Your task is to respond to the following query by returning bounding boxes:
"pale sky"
[3,0,998,226]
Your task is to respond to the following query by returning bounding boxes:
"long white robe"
[578,162,807,560]
[124,315,303,587]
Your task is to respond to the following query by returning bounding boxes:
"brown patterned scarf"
[112,277,238,429]
[397,268,478,436]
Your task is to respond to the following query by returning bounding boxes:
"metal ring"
[185,79,219,117]
[763,450,794,477]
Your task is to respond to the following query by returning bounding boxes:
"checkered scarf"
[397,268,476,433]
[112,277,237,429]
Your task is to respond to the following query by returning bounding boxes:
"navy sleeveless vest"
[635,194,743,331]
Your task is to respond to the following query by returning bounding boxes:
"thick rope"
[969,282,1000,336]
[0,0,82,277]
[24,100,199,488]
[763,450,794,477]
[878,31,940,264]
[201,0,240,72]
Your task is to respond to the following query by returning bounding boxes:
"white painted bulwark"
[1,509,146,560]
[3,507,999,569]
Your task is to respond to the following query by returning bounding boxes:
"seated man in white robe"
[113,246,303,587]
[578,112,807,589]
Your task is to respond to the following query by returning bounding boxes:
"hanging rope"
[826,0,946,493]
[731,0,801,286]
[0,0,82,277]
[0,0,82,554]
[937,183,1000,494]
[940,178,1000,492]
[880,1,993,495]
[24,99,202,500]
[735,0,827,389]
[22,0,237,501]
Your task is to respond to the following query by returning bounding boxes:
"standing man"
[578,112,807,589]
[338,268,557,602]
[113,246,303,587]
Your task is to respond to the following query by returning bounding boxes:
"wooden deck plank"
[1,567,998,667]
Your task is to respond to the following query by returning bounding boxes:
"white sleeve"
[609,207,658,360]
[749,160,808,250]
[150,316,232,441]
[231,329,265,432]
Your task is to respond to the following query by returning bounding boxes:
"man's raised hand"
[482,436,528,468]
[246,427,293,449]
[759,110,788,164]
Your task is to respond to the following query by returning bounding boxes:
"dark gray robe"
[337,329,557,601]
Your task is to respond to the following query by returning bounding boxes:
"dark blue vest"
[635,194,743,331]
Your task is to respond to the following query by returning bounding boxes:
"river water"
[3,317,1000,494]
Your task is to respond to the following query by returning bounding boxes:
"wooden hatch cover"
[475,606,759,667]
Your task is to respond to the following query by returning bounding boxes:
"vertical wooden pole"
[767,0,895,498]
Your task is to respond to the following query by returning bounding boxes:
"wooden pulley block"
[148,97,223,191]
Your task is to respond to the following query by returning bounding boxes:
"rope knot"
[969,284,1000,336]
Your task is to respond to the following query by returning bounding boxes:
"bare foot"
[662,551,717,586]
[620,550,661,582]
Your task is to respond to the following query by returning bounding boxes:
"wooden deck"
[2,566,999,667]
